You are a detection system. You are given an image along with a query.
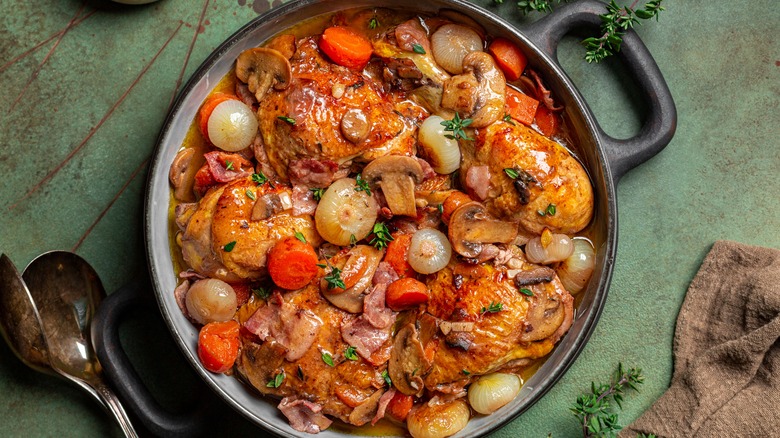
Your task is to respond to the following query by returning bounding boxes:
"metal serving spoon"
[0,252,138,437]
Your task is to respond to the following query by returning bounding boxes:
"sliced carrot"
[506,87,539,126]
[386,277,429,311]
[488,38,527,81]
[198,93,237,143]
[384,233,415,279]
[198,320,240,374]
[386,392,414,422]
[535,105,560,138]
[267,236,319,290]
[193,163,216,197]
[319,26,373,70]
[441,191,473,225]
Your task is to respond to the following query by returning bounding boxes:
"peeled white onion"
[185,279,237,324]
[467,372,521,415]
[315,178,378,246]
[407,399,470,438]
[408,228,452,274]
[556,237,596,294]
[207,99,258,152]
[431,24,484,74]
[525,233,574,265]
[418,115,461,174]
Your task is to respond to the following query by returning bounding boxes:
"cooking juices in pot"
[168,7,596,437]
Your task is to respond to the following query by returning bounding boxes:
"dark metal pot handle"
[522,0,677,181]
[92,276,206,437]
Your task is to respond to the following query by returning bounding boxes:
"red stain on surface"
[8,22,184,212]
[253,1,270,14]
[775,60,780,67]
[238,0,246,5]
[0,10,97,74]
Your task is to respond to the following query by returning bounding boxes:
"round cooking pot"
[93,0,675,436]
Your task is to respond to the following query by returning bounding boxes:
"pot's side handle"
[522,0,676,181]
[92,277,206,437]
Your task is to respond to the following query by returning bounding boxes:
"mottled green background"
[1,0,778,436]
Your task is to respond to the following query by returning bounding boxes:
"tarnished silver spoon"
[1,251,138,438]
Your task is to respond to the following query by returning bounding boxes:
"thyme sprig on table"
[570,363,646,437]
[490,0,664,63]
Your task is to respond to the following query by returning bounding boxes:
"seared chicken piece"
[421,262,572,389]
[256,37,419,179]
[461,121,594,235]
[180,177,320,281]
[236,284,390,424]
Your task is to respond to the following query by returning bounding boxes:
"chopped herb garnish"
[545,203,557,216]
[441,113,474,141]
[324,267,346,290]
[481,301,504,314]
[277,115,296,125]
[322,352,335,367]
[294,231,307,244]
[252,287,271,300]
[437,203,444,214]
[368,17,379,29]
[349,234,357,246]
[246,189,256,201]
[381,370,392,386]
[225,161,234,171]
[316,263,327,268]
[355,173,371,195]
[266,371,285,388]
[223,241,237,252]
[462,369,471,376]
[344,346,358,361]
[504,168,520,179]
[503,113,516,125]
[369,222,394,250]
[412,43,426,54]
[297,365,305,380]
[310,187,325,201]
[252,172,269,186]
[520,288,534,297]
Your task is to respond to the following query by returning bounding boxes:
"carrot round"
[506,87,539,126]
[198,320,240,373]
[535,105,560,138]
[384,233,415,279]
[488,38,527,81]
[198,93,237,143]
[386,392,414,421]
[267,236,319,290]
[319,26,373,70]
[386,277,429,311]
[441,191,472,225]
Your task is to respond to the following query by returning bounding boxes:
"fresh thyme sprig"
[369,222,394,250]
[489,0,664,63]
[570,363,645,437]
[441,113,473,141]
[324,266,346,290]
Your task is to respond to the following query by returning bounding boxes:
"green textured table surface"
[1,0,778,437]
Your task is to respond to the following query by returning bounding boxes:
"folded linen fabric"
[621,240,780,438]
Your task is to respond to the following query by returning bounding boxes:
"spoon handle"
[93,380,139,438]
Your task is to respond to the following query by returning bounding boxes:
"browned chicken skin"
[462,121,594,235]
[258,37,420,179]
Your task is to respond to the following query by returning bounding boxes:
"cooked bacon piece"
[363,284,396,329]
[395,18,431,54]
[203,151,252,183]
[173,280,191,319]
[341,316,391,361]
[278,397,333,434]
[288,158,339,187]
[372,262,400,286]
[464,165,490,201]
[527,69,563,112]
[372,388,396,425]
[292,185,318,216]
[244,294,321,361]
[416,157,436,181]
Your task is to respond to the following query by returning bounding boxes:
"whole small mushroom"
[236,47,292,101]
[341,108,371,144]
[448,202,518,259]
[362,156,424,217]
[441,51,506,128]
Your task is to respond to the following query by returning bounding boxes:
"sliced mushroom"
[448,202,518,258]
[441,51,506,128]
[388,322,428,397]
[236,48,292,101]
[514,266,556,286]
[264,33,296,60]
[348,389,385,426]
[322,245,382,313]
[169,148,199,202]
[519,286,566,342]
[251,193,284,221]
[341,109,371,144]
[362,156,424,217]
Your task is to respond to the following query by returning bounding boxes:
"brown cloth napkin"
[621,240,780,438]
